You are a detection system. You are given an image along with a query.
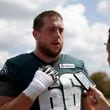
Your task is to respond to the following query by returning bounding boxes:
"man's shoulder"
[53,54,86,74]
[59,54,84,65]
[7,52,34,66]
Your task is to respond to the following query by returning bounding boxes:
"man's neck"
[33,50,59,63]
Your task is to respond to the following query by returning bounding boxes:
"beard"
[38,43,63,58]
[44,47,62,58]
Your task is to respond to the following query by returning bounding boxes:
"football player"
[0,10,91,110]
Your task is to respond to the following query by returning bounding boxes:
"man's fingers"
[89,87,103,96]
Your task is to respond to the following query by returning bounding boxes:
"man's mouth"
[52,41,60,45]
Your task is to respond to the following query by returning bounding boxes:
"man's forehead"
[43,16,64,28]
[43,16,63,23]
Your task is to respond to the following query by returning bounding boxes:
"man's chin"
[47,50,61,58]
[48,52,60,58]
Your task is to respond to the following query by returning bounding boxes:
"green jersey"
[0,52,87,110]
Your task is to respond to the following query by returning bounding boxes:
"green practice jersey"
[0,52,87,110]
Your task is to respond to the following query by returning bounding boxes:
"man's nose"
[54,30,61,38]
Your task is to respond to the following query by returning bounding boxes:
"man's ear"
[32,29,40,40]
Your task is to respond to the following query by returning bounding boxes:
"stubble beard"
[39,45,63,58]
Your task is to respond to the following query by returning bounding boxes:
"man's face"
[36,16,64,58]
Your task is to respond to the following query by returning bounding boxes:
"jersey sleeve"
[0,60,22,97]
[0,81,18,97]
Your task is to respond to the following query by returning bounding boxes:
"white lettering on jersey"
[38,73,82,110]
[59,64,75,69]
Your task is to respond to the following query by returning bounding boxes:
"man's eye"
[59,28,63,33]
[49,29,54,32]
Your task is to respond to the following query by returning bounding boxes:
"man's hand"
[84,87,110,110]
[23,65,59,101]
